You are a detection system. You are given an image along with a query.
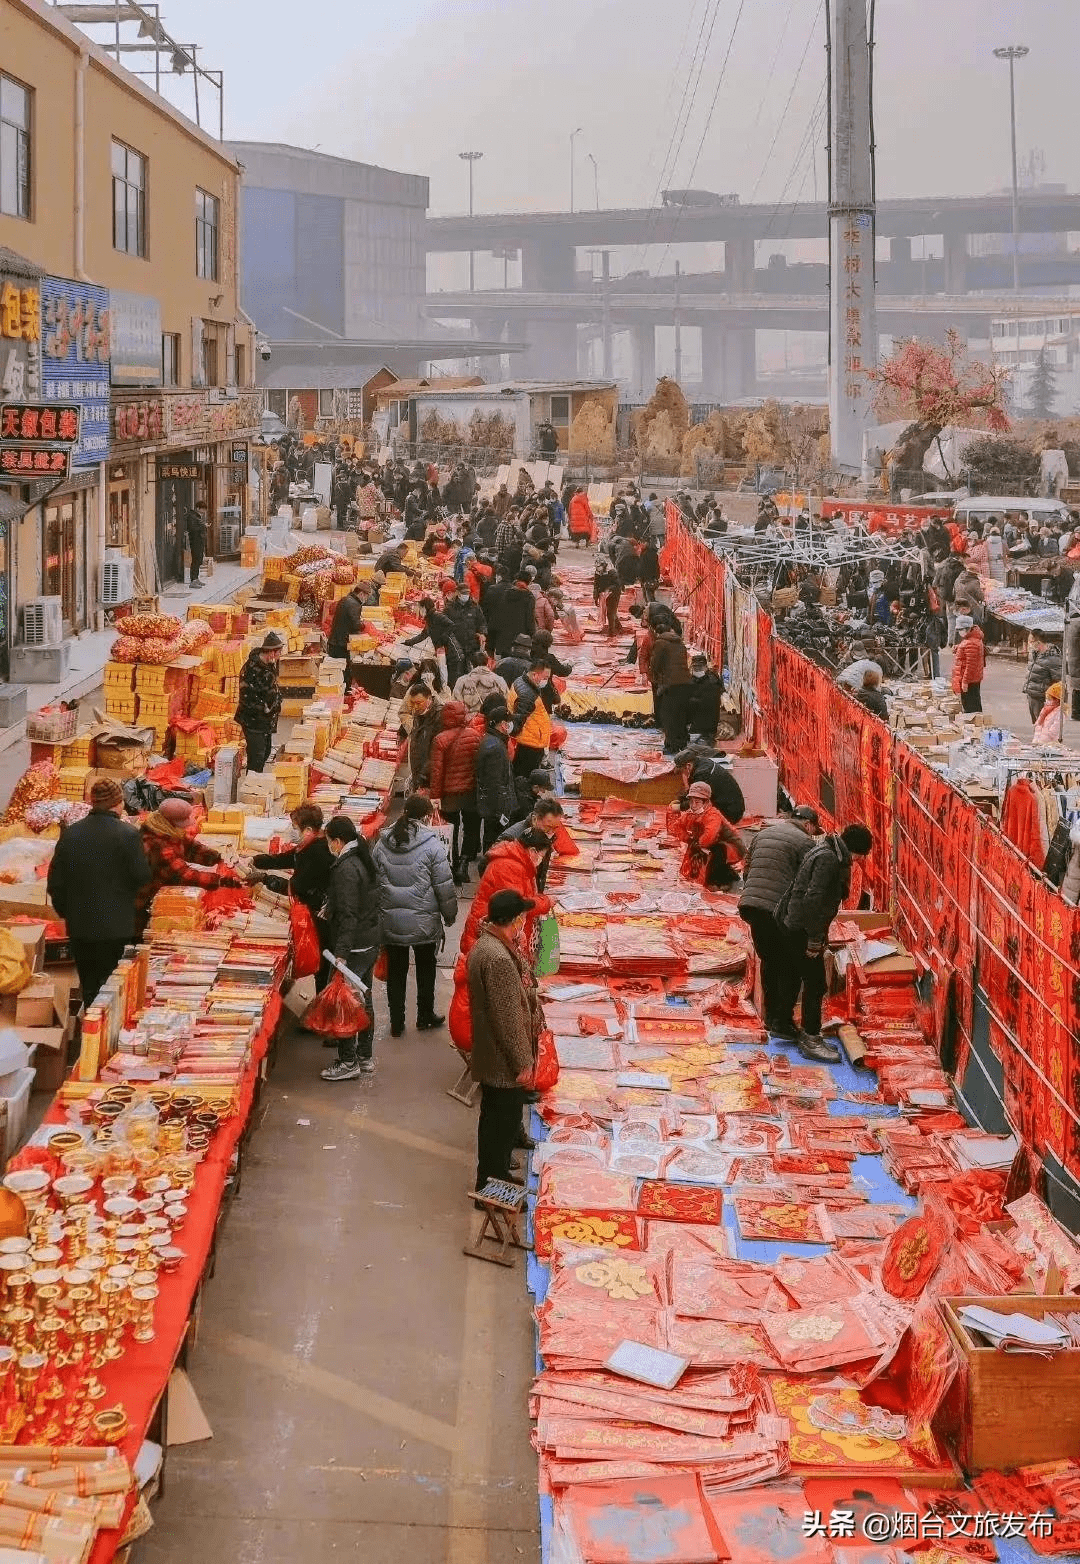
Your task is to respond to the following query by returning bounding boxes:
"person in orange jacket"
[666,781,745,889]
[459,829,552,961]
[568,487,597,546]
[950,615,986,713]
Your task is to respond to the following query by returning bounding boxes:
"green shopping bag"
[535,912,561,976]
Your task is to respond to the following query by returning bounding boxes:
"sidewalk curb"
[0,567,260,758]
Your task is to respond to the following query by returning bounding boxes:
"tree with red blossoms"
[870,329,1010,492]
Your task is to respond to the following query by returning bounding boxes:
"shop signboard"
[0,274,41,405]
[113,396,165,445]
[0,401,80,482]
[0,446,70,480]
[41,277,110,469]
[157,459,203,481]
[108,290,161,387]
[164,390,261,443]
[230,443,248,466]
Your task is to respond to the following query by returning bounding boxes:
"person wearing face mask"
[509,657,553,778]
[686,653,723,744]
[466,889,544,1193]
[250,802,335,989]
[320,816,381,1082]
[666,781,745,888]
[475,703,518,853]
[443,579,487,660]
[459,825,553,963]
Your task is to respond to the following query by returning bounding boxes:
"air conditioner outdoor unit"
[22,596,63,647]
[100,555,135,606]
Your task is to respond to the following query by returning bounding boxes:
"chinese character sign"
[829,211,878,471]
[109,290,162,387]
[41,276,111,469]
[0,446,69,478]
[113,398,164,444]
[0,274,41,407]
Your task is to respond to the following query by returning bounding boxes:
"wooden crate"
[941,1295,1080,1472]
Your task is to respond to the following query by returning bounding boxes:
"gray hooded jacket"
[373,823,458,946]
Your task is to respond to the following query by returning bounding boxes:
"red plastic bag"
[518,1028,559,1092]
[302,971,370,1037]
[373,947,388,983]
[289,899,321,980]
[449,955,472,1053]
[549,723,568,751]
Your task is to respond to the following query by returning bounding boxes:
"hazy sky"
[135,0,1075,215]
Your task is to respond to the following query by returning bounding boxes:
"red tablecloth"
[35,991,283,1561]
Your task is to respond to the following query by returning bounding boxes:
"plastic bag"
[0,931,30,996]
[535,913,561,977]
[373,947,388,983]
[289,899,321,980]
[519,1028,559,1092]
[302,971,371,1038]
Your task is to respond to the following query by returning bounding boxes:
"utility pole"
[827,0,877,473]
[588,153,599,211]
[459,150,482,292]
[993,45,1028,294]
[569,127,583,214]
[674,260,682,386]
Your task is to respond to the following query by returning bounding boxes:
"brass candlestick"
[130,1283,158,1343]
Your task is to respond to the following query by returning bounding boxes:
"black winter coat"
[328,592,364,656]
[780,834,852,944]
[252,835,333,916]
[47,811,150,941]
[475,731,516,820]
[444,596,487,655]
[235,652,282,732]
[738,820,815,916]
[1024,647,1062,704]
[492,586,536,655]
[323,845,380,964]
[687,672,723,737]
[690,759,746,824]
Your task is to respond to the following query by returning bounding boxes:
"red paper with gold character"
[909,1489,998,1560]
[772,1376,951,1478]
[636,1181,724,1224]
[880,1206,949,1299]
[734,1196,832,1244]
[533,1207,639,1262]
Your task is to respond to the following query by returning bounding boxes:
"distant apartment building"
[990,312,1080,416]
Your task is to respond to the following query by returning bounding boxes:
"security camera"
[259,340,272,362]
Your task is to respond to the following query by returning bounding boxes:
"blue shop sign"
[41,276,111,468]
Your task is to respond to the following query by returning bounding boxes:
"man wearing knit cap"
[235,632,284,773]
[134,797,245,937]
[47,778,151,1009]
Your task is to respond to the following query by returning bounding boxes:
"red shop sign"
[113,397,164,444]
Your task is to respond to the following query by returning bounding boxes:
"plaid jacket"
[135,829,238,930]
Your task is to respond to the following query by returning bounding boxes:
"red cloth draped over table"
[38,990,282,1564]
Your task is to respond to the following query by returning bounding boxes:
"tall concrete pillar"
[726,236,755,293]
[701,325,756,402]
[701,325,724,398]
[521,236,576,292]
[944,230,968,295]
[633,323,656,398]
[521,319,579,381]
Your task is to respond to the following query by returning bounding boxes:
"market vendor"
[250,801,334,987]
[235,632,284,774]
[666,780,745,889]
[404,598,467,689]
[327,581,367,689]
[134,797,245,937]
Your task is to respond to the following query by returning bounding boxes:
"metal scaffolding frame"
[51,1,224,139]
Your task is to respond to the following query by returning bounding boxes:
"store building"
[258,361,399,432]
[0,0,257,670]
[403,380,620,459]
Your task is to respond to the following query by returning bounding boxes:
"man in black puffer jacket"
[738,807,819,1041]
[321,817,381,1082]
[235,633,284,773]
[674,748,746,824]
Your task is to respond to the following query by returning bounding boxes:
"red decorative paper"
[533,1207,640,1262]
[734,1197,831,1244]
[637,1181,724,1224]
[880,1208,948,1299]
[558,1473,725,1563]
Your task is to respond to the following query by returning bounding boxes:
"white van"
[953,496,1072,530]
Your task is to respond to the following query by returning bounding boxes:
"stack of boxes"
[103,661,138,723]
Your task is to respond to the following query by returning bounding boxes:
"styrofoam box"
[0,1066,37,1162]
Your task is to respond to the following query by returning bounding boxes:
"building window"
[0,74,31,219]
[319,389,335,417]
[112,141,146,256]
[234,343,245,387]
[195,188,219,281]
[162,332,180,386]
[549,394,570,425]
[203,328,218,386]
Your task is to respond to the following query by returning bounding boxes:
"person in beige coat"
[466,889,543,1191]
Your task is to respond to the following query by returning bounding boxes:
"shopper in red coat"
[460,831,552,960]
[666,783,745,889]
[568,488,597,545]
[950,616,985,713]
[428,702,482,883]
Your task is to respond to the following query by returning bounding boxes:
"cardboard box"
[5,922,47,973]
[8,975,60,1028]
[23,1023,70,1093]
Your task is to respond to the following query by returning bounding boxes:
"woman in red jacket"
[460,829,552,960]
[666,782,745,888]
[427,702,482,883]
[950,615,985,713]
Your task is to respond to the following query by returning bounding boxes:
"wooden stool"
[463,1180,528,1267]
[446,1048,479,1107]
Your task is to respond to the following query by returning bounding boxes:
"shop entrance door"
[42,497,78,631]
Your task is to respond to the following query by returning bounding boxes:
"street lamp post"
[569,126,583,214]
[992,45,1028,294]
[459,150,483,292]
[587,153,599,211]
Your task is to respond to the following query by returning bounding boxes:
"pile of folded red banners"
[526,791,1080,1562]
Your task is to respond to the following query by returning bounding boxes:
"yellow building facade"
[0,0,257,659]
